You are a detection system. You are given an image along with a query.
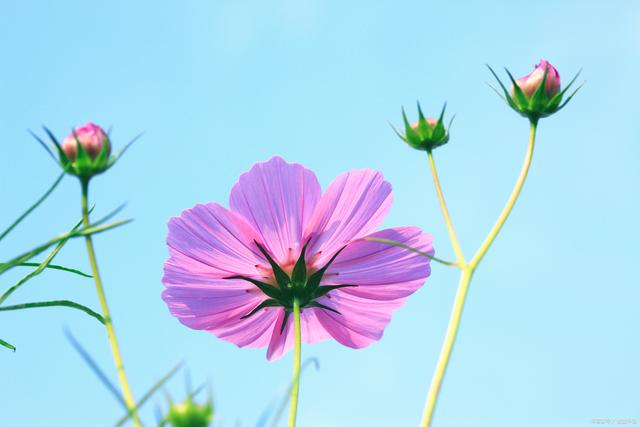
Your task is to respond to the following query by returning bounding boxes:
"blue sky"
[1,1,638,426]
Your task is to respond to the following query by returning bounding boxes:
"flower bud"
[397,103,450,151]
[411,118,438,130]
[61,122,110,161]
[488,59,582,121]
[513,59,561,99]
[34,121,132,181]
[166,396,213,427]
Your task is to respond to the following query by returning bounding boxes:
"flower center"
[225,239,355,329]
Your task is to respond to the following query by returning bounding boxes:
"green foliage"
[1,174,131,351]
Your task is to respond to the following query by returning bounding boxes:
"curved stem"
[427,151,466,265]
[287,299,302,427]
[81,179,141,427]
[420,120,538,426]
[469,120,537,270]
[419,267,473,426]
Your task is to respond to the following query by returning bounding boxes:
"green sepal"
[254,241,291,289]
[486,65,517,109]
[280,309,291,333]
[225,275,282,300]
[94,136,111,168]
[307,301,341,315]
[291,239,310,286]
[431,103,448,145]
[313,284,357,298]
[402,108,421,147]
[73,130,95,178]
[555,82,584,111]
[241,299,281,319]
[306,246,347,294]
[528,66,550,111]
[416,102,433,139]
[504,68,529,109]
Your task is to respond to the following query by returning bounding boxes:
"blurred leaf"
[266,358,319,427]
[65,328,127,409]
[0,300,105,324]
[0,173,64,242]
[0,337,16,352]
[114,363,184,427]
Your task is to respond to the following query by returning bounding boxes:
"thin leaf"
[65,328,127,408]
[0,173,64,242]
[0,219,132,275]
[0,337,16,352]
[8,262,91,278]
[0,300,105,324]
[114,363,183,427]
[364,237,458,267]
[0,218,84,304]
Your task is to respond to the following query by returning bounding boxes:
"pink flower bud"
[514,59,561,98]
[61,122,110,161]
[411,118,437,130]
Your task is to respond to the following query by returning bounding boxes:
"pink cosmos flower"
[514,59,561,98]
[162,157,433,360]
[61,122,110,161]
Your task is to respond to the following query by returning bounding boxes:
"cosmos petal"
[314,292,406,348]
[324,226,433,300]
[229,156,322,265]
[266,308,332,360]
[303,169,392,265]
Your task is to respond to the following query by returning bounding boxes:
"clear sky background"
[1,1,638,426]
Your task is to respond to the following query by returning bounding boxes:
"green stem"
[419,120,538,427]
[427,150,466,265]
[81,179,141,427]
[288,299,302,427]
[419,267,473,426]
[469,120,537,270]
